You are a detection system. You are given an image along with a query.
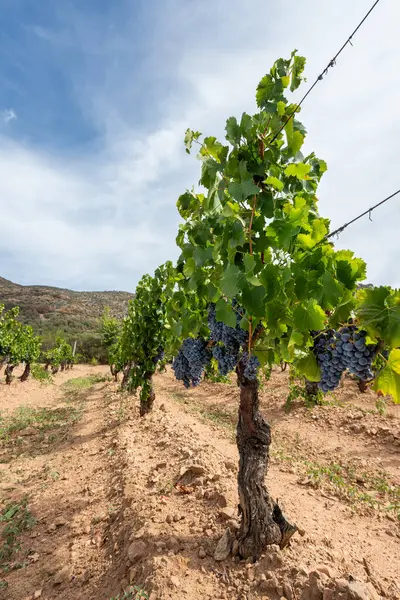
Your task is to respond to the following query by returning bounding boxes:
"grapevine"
[166,51,400,560]
[108,262,174,416]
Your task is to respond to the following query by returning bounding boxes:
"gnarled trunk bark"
[139,373,155,417]
[357,378,368,393]
[236,360,297,560]
[110,365,119,382]
[5,364,15,385]
[20,363,31,382]
[51,365,59,375]
[121,362,133,390]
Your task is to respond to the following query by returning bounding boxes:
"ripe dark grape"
[241,352,260,381]
[212,345,237,376]
[208,302,248,349]
[172,338,211,388]
[152,346,165,365]
[208,302,251,377]
[312,325,377,393]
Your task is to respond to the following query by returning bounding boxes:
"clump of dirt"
[0,365,399,600]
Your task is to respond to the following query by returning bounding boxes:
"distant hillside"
[0,277,134,360]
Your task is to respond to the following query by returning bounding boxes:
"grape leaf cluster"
[172,338,211,388]
[312,325,376,393]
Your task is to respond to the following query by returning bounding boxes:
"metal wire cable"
[327,189,400,239]
[269,0,382,144]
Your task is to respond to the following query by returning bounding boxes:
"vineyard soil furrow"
[1,366,399,600]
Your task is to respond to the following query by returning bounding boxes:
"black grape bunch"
[208,302,260,381]
[172,338,211,388]
[172,302,261,388]
[312,325,377,394]
[152,346,165,365]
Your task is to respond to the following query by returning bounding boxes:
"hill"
[0,277,134,361]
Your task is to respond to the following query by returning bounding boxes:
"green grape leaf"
[183,257,196,278]
[184,129,201,154]
[357,287,400,348]
[296,353,321,382]
[281,75,290,88]
[259,191,275,218]
[265,176,284,191]
[374,349,400,404]
[284,118,304,155]
[335,250,366,289]
[293,300,326,332]
[284,163,311,180]
[215,299,236,328]
[228,179,260,202]
[290,54,306,92]
[220,264,241,298]
[259,264,281,301]
[288,330,303,347]
[226,116,241,145]
[243,254,255,273]
[240,282,267,318]
[256,75,274,107]
[319,272,343,307]
[202,136,228,163]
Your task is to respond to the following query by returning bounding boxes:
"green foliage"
[0,497,36,565]
[109,586,148,600]
[0,405,83,440]
[31,363,53,383]
[44,337,74,368]
[102,309,124,375]
[0,304,42,381]
[118,262,174,402]
[204,357,231,383]
[355,287,400,402]
[285,367,323,410]
[373,349,400,404]
[168,52,366,376]
[61,375,107,395]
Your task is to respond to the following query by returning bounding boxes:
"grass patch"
[110,586,148,600]
[31,363,53,384]
[0,405,83,442]
[0,497,36,570]
[62,374,107,393]
[272,439,400,519]
[304,461,400,517]
[171,392,235,434]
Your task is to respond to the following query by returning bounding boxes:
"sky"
[0,0,399,292]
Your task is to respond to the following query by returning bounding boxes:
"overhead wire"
[326,189,400,239]
[269,0,382,144]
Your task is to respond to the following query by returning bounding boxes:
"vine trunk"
[5,364,15,385]
[20,363,31,382]
[236,361,297,560]
[139,373,155,417]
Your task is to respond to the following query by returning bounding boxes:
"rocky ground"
[0,365,399,600]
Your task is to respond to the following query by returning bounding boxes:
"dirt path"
[0,366,122,599]
[0,366,399,600]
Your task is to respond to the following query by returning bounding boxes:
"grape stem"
[247,194,258,353]
[377,352,388,364]
[248,195,257,256]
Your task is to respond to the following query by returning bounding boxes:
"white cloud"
[1,0,399,290]
[1,108,16,124]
